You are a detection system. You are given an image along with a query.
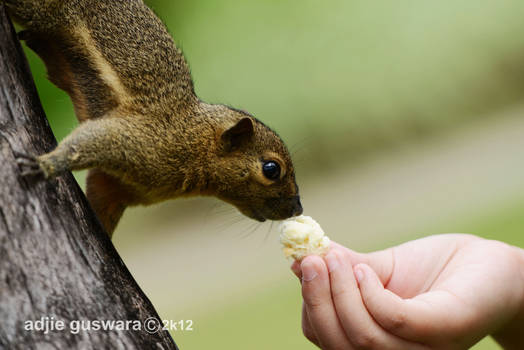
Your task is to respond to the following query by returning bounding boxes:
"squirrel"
[5,0,303,236]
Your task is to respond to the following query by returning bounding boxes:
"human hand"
[291,234,524,349]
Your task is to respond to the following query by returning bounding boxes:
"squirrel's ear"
[220,117,255,152]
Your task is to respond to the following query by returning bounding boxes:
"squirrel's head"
[211,106,303,222]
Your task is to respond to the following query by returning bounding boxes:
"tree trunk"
[0,5,179,350]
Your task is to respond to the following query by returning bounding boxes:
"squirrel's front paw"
[14,151,48,178]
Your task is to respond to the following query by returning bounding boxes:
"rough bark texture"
[0,6,179,350]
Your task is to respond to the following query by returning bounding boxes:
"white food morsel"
[279,215,330,260]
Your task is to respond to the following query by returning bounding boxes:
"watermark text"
[24,316,193,334]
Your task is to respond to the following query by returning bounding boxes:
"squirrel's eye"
[262,161,281,180]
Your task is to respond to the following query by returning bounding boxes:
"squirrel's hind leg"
[86,169,137,237]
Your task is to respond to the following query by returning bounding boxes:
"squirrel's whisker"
[215,214,248,234]
[238,221,261,240]
[264,221,275,243]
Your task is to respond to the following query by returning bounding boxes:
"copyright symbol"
[143,317,162,334]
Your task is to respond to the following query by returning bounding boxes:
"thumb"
[354,263,430,340]
[331,242,393,285]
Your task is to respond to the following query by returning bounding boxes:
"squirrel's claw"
[13,150,37,161]
[14,151,44,178]
[20,168,45,177]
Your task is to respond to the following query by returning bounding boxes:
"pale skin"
[291,234,524,350]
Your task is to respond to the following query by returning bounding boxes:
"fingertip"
[301,254,323,264]
[324,250,342,273]
[301,255,325,271]
[354,264,365,284]
[301,255,327,282]
[354,263,379,287]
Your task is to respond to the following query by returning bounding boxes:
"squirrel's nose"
[292,196,303,216]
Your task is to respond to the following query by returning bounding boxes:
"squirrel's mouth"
[245,209,267,222]
[233,199,303,223]
[234,205,267,222]
[225,196,301,222]
[254,216,267,222]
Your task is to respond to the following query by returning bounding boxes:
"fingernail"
[354,266,364,283]
[302,262,318,282]
[325,252,339,273]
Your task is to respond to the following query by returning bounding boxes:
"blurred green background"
[21,0,524,348]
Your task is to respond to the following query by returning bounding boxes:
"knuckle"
[330,285,349,301]
[304,294,324,310]
[351,332,377,349]
[384,309,407,332]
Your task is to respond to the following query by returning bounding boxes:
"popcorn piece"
[279,215,330,260]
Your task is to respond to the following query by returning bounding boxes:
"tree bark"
[0,5,179,350]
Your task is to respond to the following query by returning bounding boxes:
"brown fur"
[7,0,302,236]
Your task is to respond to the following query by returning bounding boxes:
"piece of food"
[279,215,330,260]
